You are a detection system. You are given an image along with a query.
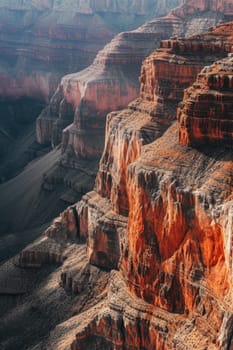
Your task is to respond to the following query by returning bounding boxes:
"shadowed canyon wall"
[1,0,178,101]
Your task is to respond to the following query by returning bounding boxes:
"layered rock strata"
[0,0,178,184]
[36,22,176,147]
[69,270,232,350]
[36,0,230,154]
[121,123,232,312]
[0,242,110,350]
[64,23,233,349]
[94,22,233,220]
[66,99,233,347]
[17,204,81,268]
[1,0,171,102]
[2,11,233,350]
[178,54,233,145]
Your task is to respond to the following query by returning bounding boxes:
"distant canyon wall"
[182,0,233,14]
[0,0,180,102]
[36,0,231,170]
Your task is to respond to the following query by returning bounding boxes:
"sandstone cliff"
[1,1,177,176]
[1,4,233,350]
[36,0,231,166]
[94,22,233,218]
[69,24,233,349]
[34,1,184,214]
[6,22,232,350]
[33,0,229,222]
[178,27,233,144]
[35,13,180,147]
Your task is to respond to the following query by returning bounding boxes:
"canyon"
[0,0,178,182]
[27,0,231,236]
[0,18,232,350]
[0,1,183,242]
[1,0,173,101]
[0,1,232,350]
[36,0,232,148]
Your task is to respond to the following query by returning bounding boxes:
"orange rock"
[71,21,233,349]
[178,54,233,146]
[120,123,232,314]
[36,0,231,158]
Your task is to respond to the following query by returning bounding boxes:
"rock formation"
[35,12,180,147]
[178,54,233,144]
[0,0,182,191]
[1,0,180,185]
[94,22,233,218]
[9,21,233,350]
[1,0,172,102]
[1,0,180,174]
[68,23,233,348]
[27,1,232,252]
[36,0,232,166]
[1,3,233,350]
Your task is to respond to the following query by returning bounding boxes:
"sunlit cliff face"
[77,23,233,317]
[70,46,233,348]
[119,35,233,316]
[178,56,233,146]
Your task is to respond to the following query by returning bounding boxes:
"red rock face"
[116,25,233,318]
[65,22,233,349]
[2,6,233,350]
[121,123,232,312]
[73,118,233,347]
[7,20,233,350]
[141,21,233,103]
[178,55,233,145]
[139,47,203,108]
[70,271,173,350]
[94,23,233,219]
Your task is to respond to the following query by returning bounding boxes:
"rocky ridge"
[10,21,233,350]
[70,24,233,348]
[0,0,180,184]
[34,0,231,214]
[35,15,179,147]
[37,0,229,148]
[0,1,186,215]
[94,22,233,219]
